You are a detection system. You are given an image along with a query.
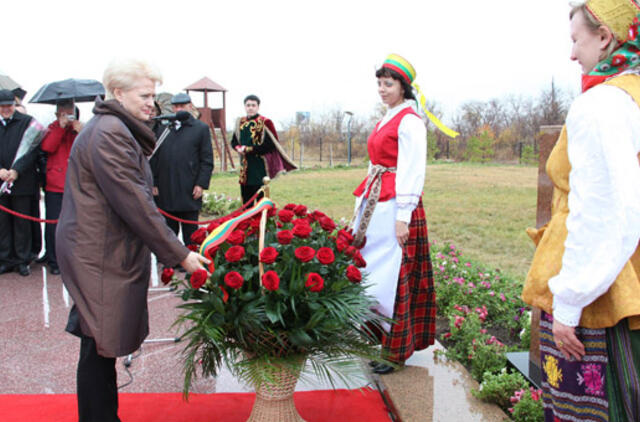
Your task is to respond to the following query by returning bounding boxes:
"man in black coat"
[151,92,213,248]
[0,89,39,276]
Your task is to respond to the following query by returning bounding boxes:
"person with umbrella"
[38,100,82,275]
[0,89,41,276]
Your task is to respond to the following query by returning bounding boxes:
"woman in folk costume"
[522,1,640,420]
[352,54,436,374]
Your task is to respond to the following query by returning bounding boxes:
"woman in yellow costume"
[522,1,640,420]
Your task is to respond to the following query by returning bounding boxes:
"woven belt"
[350,164,396,247]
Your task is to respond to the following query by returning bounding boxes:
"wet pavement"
[0,261,507,421]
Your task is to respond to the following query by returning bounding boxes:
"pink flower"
[500,293,506,302]
[578,364,605,396]
[454,315,465,329]
[464,262,471,267]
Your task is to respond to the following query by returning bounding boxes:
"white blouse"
[548,83,640,327]
[375,100,427,223]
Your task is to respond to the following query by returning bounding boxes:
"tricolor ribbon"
[198,198,276,272]
[412,82,459,138]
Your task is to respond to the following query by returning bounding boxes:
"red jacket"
[40,121,77,193]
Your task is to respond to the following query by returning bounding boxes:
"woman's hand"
[395,221,409,246]
[552,319,585,361]
[180,251,210,273]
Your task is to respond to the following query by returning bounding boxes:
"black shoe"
[35,254,48,264]
[18,264,31,277]
[49,266,60,275]
[0,264,13,275]
[372,363,399,375]
[368,360,380,368]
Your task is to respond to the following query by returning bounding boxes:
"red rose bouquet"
[172,201,384,394]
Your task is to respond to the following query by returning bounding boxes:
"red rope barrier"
[0,204,59,224]
[0,189,265,226]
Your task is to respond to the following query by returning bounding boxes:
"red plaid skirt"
[381,199,436,363]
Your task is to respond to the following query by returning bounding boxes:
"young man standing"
[231,95,296,204]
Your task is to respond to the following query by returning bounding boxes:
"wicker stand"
[246,359,306,422]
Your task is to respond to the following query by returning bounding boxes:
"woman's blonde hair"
[102,58,162,100]
[570,3,619,59]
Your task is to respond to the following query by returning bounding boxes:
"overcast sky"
[4,0,579,129]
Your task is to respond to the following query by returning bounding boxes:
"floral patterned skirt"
[540,311,640,421]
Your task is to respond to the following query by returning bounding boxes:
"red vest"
[353,107,418,201]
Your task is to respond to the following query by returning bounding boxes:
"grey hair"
[102,58,162,100]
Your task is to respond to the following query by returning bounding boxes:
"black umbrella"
[29,78,105,104]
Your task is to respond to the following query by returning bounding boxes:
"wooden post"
[529,124,563,386]
[329,144,333,167]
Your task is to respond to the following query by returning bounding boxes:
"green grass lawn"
[207,162,538,282]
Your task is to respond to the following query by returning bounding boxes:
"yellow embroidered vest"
[522,74,640,330]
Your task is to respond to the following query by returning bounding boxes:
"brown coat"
[57,99,190,358]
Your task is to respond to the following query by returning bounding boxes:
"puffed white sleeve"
[548,85,640,327]
[395,113,427,223]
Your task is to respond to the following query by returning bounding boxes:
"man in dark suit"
[0,89,40,276]
[150,92,213,250]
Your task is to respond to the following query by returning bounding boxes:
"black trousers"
[163,210,199,246]
[0,194,33,266]
[77,336,120,422]
[241,184,264,206]
[44,191,63,268]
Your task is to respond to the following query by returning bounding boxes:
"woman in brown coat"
[57,58,208,422]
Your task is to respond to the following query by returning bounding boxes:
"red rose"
[312,210,327,221]
[346,265,362,283]
[161,267,174,285]
[305,272,324,292]
[276,230,294,245]
[276,221,283,228]
[190,227,208,244]
[190,269,208,289]
[237,219,251,230]
[294,246,315,262]
[293,204,308,216]
[267,206,277,218]
[187,244,199,252]
[337,229,354,245]
[226,230,245,245]
[278,209,295,223]
[345,246,357,258]
[353,251,366,268]
[316,247,335,265]
[284,203,297,210]
[262,270,280,291]
[260,246,279,264]
[250,216,261,229]
[225,245,245,262]
[224,271,244,289]
[207,220,221,232]
[318,216,337,232]
[292,222,312,238]
[335,237,349,252]
[247,227,258,237]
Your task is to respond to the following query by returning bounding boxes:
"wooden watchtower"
[185,76,235,171]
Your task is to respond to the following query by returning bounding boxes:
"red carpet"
[1,389,390,421]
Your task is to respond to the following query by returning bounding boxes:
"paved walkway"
[0,262,507,420]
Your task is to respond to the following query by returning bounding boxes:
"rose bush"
[171,201,383,394]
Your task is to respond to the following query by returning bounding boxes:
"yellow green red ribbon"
[412,82,459,139]
[199,198,276,262]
